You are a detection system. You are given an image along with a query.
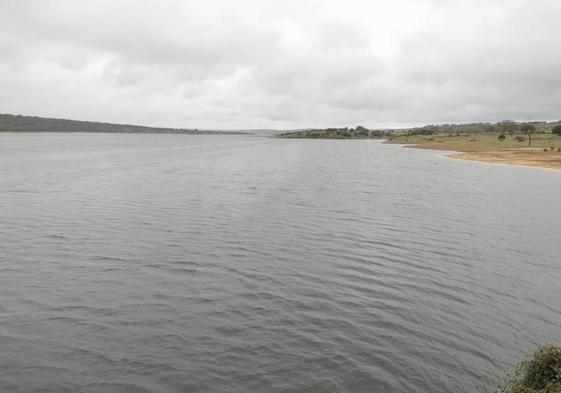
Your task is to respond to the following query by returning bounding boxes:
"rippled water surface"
[1,133,560,393]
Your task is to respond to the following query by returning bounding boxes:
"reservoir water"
[1,133,560,393]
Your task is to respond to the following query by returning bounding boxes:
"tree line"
[280,125,390,139]
[404,120,561,137]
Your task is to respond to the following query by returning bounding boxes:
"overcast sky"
[1,0,560,130]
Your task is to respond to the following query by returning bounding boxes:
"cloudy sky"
[1,0,560,130]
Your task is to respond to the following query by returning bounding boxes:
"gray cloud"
[1,0,561,129]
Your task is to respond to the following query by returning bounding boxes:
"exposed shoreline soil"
[448,149,561,170]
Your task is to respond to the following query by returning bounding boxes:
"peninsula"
[280,121,561,171]
[386,121,561,171]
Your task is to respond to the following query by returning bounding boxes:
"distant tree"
[519,123,536,146]
[552,125,561,135]
[354,125,369,136]
[519,123,536,133]
[496,120,518,136]
[482,124,497,133]
[409,125,437,136]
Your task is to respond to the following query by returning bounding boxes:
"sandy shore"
[449,149,561,171]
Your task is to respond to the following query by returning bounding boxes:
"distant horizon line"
[2,112,560,133]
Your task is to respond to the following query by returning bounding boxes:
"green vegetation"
[397,120,560,137]
[497,120,519,135]
[386,120,561,169]
[386,120,561,151]
[388,131,561,152]
[520,123,537,146]
[0,113,247,135]
[278,120,561,141]
[279,125,390,139]
[498,346,561,393]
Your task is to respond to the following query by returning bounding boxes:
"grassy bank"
[387,132,561,151]
[387,132,561,170]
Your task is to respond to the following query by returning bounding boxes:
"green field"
[388,132,561,152]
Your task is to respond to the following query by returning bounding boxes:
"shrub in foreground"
[498,346,561,393]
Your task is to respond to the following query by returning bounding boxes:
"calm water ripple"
[1,133,560,393]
